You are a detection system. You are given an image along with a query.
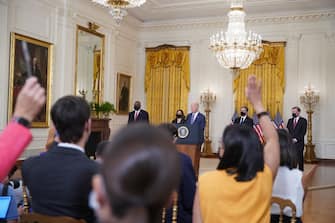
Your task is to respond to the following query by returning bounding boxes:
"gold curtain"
[145,45,190,124]
[233,42,286,118]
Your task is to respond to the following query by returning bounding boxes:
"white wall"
[0,0,139,157]
[135,12,335,158]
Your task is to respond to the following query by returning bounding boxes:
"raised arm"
[246,75,280,179]
[0,77,45,181]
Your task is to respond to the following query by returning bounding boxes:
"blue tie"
[191,113,196,124]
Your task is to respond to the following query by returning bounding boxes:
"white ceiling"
[128,0,335,22]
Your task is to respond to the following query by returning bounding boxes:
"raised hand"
[13,77,46,122]
[245,75,264,113]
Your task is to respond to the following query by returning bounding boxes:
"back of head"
[157,123,178,141]
[218,124,264,182]
[51,95,90,143]
[277,129,298,169]
[96,140,110,158]
[101,124,180,223]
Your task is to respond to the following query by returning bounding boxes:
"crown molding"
[138,10,335,32]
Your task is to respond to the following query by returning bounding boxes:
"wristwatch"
[12,116,31,128]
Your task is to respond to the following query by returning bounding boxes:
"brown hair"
[101,124,180,223]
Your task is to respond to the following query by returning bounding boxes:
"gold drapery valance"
[233,42,286,118]
[145,45,190,124]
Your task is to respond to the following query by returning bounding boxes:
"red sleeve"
[0,122,32,181]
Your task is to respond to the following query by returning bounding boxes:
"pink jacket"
[0,122,32,181]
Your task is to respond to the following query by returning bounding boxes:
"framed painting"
[8,33,53,128]
[116,73,131,115]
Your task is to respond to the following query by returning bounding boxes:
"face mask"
[240,112,246,116]
[176,114,182,118]
[134,105,140,111]
[292,113,297,118]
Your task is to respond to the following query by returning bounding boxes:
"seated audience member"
[91,124,180,223]
[7,166,25,210]
[158,123,196,223]
[172,109,186,124]
[0,77,45,182]
[95,140,110,163]
[22,96,98,223]
[1,176,19,223]
[193,75,280,223]
[271,129,317,223]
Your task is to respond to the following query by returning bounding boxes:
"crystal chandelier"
[91,0,146,24]
[209,0,263,70]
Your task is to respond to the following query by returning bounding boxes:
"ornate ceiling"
[128,0,335,22]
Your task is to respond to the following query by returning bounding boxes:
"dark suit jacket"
[172,118,186,124]
[128,110,149,124]
[22,145,98,223]
[233,116,254,128]
[186,112,206,144]
[166,153,196,223]
[287,117,307,150]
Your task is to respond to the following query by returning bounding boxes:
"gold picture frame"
[75,25,105,104]
[8,33,53,128]
[116,73,132,115]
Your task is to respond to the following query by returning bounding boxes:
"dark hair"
[158,123,178,140]
[241,106,249,112]
[101,124,180,223]
[51,96,90,143]
[277,129,298,169]
[96,140,110,157]
[292,106,301,112]
[176,109,185,116]
[218,125,264,182]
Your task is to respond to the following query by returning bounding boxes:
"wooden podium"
[176,144,201,178]
[174,124,202,178]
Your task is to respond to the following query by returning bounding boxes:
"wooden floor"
[303,160,335,223]
[199,158,335,223]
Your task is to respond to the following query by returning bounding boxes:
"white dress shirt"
[58,142,85,153]
[191,112,199,122]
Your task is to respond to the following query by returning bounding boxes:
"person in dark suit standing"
[186,102,206,145]
[128,101,149,124]
[233,106,254,128]
[287,106,307,171]
[22,96,98,223]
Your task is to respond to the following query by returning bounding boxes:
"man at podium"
[175,102,205,178]
[186,102,206,145]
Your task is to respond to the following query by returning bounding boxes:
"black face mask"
[176,114,182,118]
[240,112,246,116]
[134,105,140,111]
[292,113,297,118]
